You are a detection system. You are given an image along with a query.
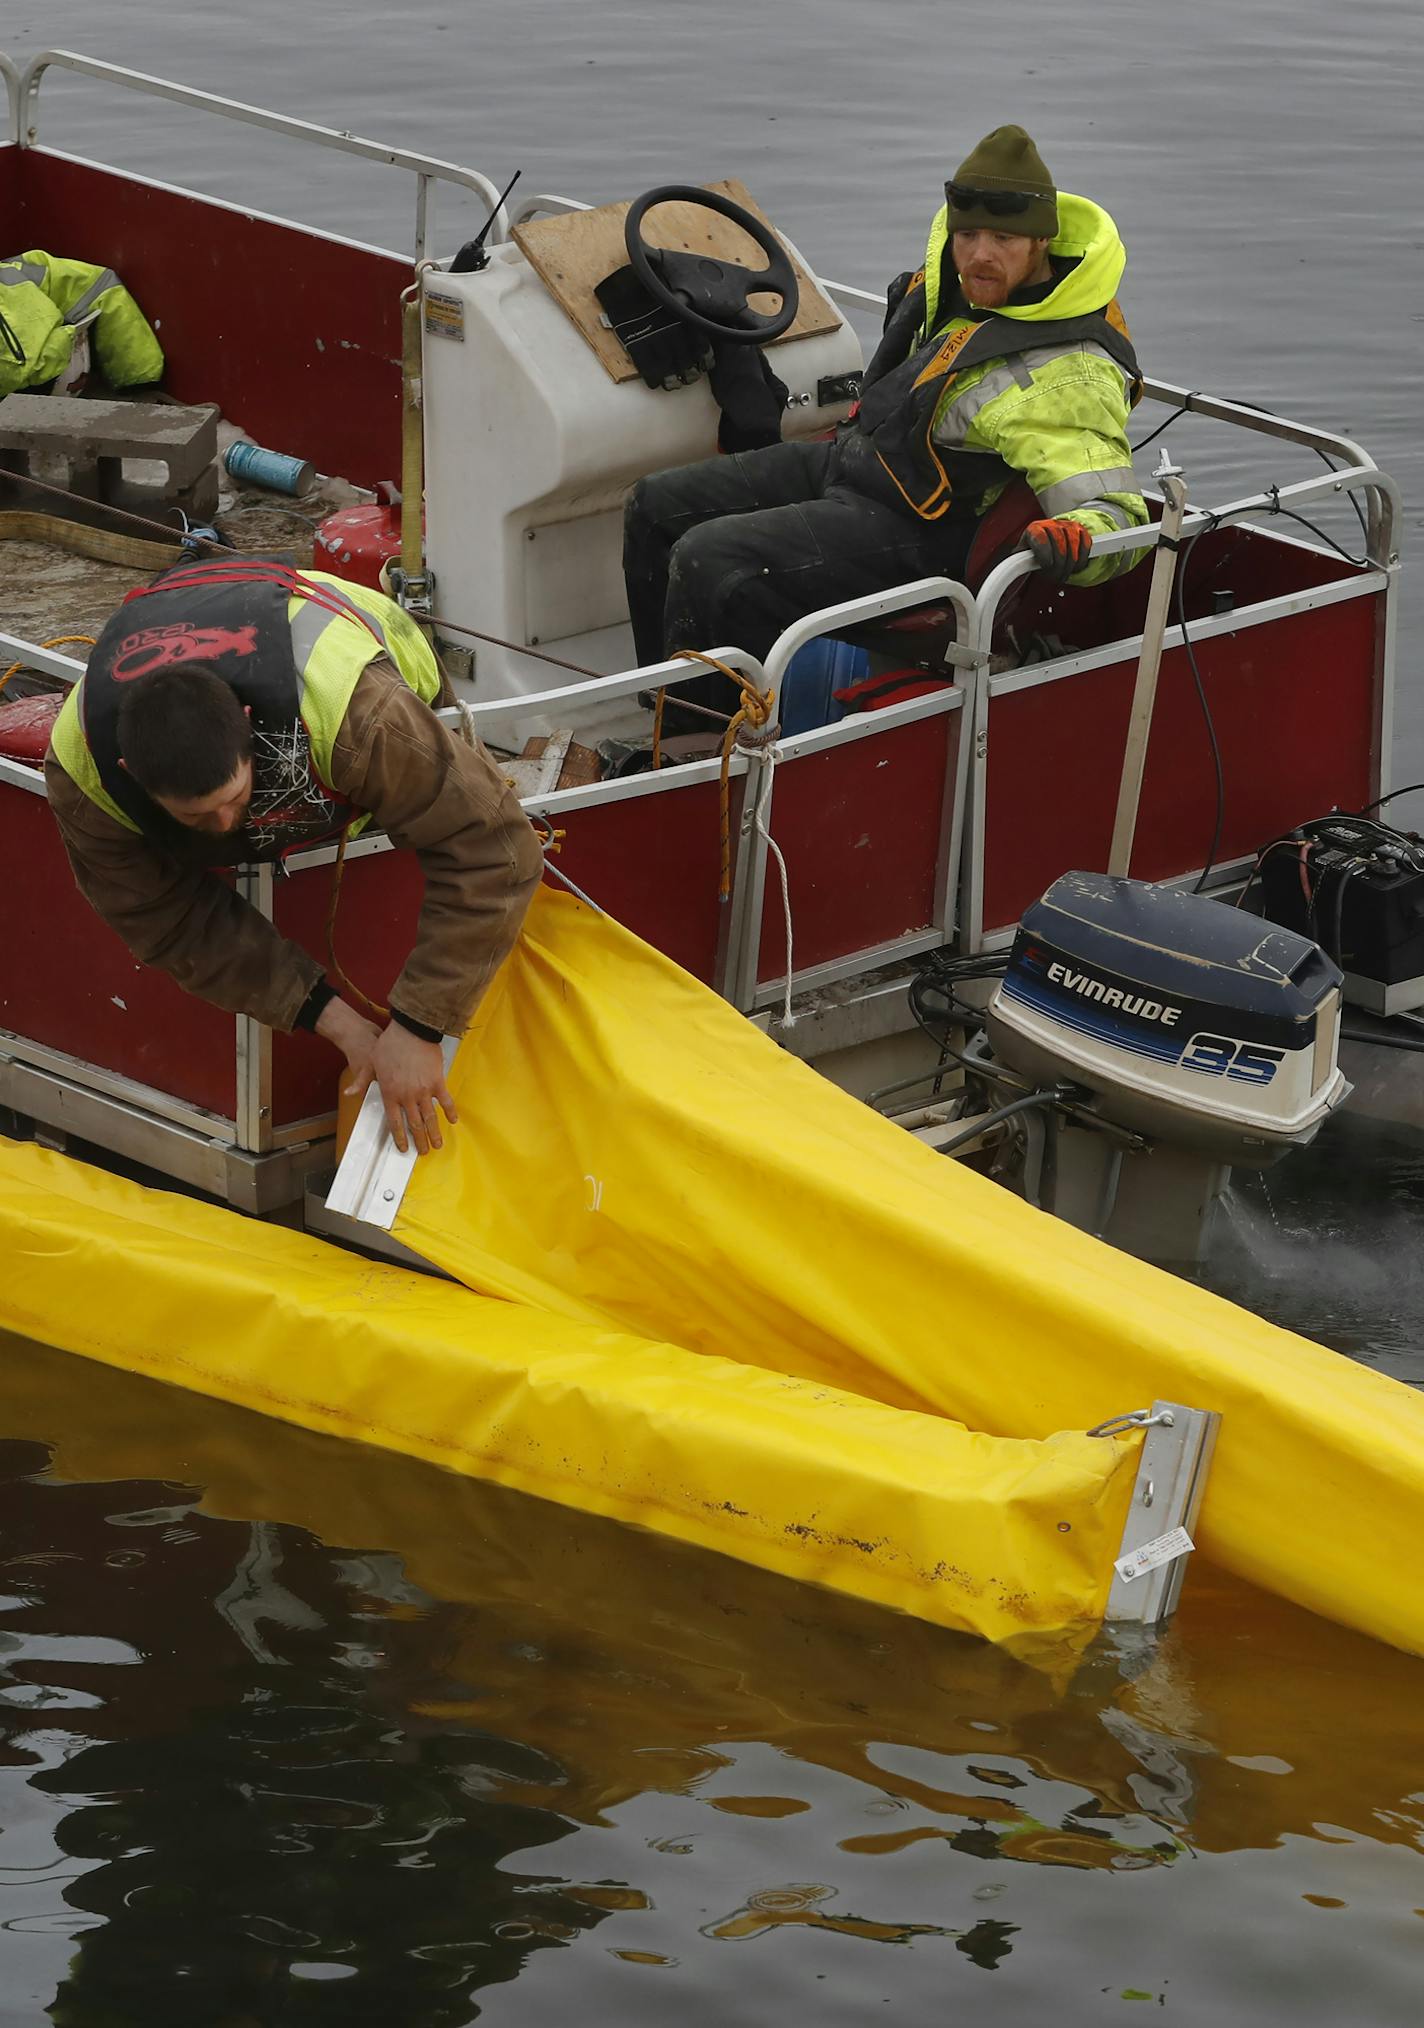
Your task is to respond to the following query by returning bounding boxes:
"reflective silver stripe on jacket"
[930,341,1137,449]
[0,260,46,287]
[930,367,1019,448]
[287,579,392,693]
[1035,468,1140,521]
[61,268,120,326]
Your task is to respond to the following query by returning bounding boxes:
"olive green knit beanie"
[945,125,1058,238]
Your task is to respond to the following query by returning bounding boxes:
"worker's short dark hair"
[116,665,253,799]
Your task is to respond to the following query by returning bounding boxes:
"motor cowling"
[985,872,1349,1166]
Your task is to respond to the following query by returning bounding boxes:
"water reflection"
[1,1334,1422,2023]
[0,1442,602,2022]
[703,1878,951,1945]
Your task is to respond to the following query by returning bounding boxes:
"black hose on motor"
[1339,1025,1424,1055]
[907,950,1006,1044]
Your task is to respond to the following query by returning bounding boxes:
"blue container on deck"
[778,637,869,736]
[224,439,316,496]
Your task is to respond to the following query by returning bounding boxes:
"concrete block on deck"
[0,393,219,520]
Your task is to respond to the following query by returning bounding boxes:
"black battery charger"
[1253,811,1424,1010]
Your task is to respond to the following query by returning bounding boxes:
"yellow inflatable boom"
[0,1137,1142,1654]
[8,885,1423,1660]
[365,888,1424,1662]
[6,1326,1419,1864]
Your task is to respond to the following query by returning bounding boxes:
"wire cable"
[1260,485,1372,570]
[1312,449,1372,548]
[0,464,241,553]
[224,499,325,533]
[1216,393,1374,550]
[1168,476,1368,896]
[324,823,388,1022]
[1129,391,1200,455]
[1354,782,1424,818]
[1339,1024,1424,1055]
[931,1088,1074,1159]
[1130,389,1374,551]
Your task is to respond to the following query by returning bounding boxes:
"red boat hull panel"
[757,710,960,985]
[981,592,1380,937]
[0,782,239,1118]
[7,148,405,491]
[539,777,741,987]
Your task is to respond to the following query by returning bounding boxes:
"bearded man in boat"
[623,125,1148,668]
[44,558,544,1155]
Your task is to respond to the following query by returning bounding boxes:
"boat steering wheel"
[624,185,799,346]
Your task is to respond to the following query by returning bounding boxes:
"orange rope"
[0,633,96,699]
[651,685,666,771]
[527,812,566,856]
[324,822,389,1021]
[668,649,775,900]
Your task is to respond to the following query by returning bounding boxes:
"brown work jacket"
[44,658,544,1037]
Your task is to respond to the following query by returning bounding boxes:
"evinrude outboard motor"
[979,872,1350,1261]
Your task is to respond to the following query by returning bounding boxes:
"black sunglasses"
[944,181,1042,217]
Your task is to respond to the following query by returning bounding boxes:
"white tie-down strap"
[755,745,797,1030]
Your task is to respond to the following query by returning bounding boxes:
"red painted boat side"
[0,776,239,1117]
[0,145,23,251]
[757,710,960,984]
[8,149,405,490]
[542,777,742,986]
[981,592,1380,937]
[269,847,425,1125]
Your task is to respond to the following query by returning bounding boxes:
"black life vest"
[80,562,357,859]
[837,275,1142,523]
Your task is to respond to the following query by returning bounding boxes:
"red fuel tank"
[0,693,64,762]
[312,503,404,590]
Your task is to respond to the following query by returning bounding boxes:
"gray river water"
[3,3,1424,2022]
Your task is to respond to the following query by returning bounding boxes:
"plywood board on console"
[512,179,840,383]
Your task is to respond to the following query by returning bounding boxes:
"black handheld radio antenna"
[446,170,523,275]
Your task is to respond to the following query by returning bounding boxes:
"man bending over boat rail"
[44,559,544,1155]
[623,125,1148,668]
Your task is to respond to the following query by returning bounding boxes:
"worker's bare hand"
[316,1000,455,1154]
[368,1022,457,1156]
[316,996,383,1092]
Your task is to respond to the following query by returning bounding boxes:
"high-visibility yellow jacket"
[843,195,1148,586]
[45,565,545,1039]
[49,565,442,851]
[0,249,164,396]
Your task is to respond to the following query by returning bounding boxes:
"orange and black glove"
[1020,517,1093,584]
